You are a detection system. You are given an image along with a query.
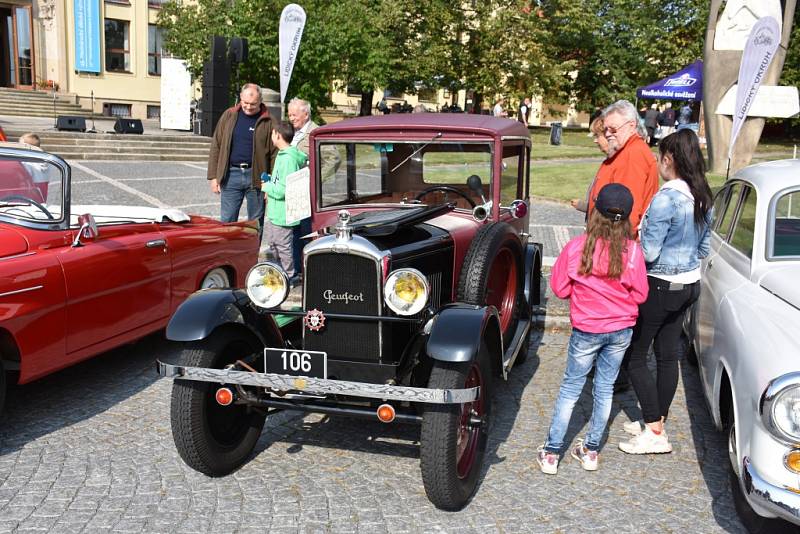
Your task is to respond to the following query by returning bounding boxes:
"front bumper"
[742,456,800,525]
[156,360,479,404]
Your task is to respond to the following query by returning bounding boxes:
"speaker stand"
[87,90,97,133]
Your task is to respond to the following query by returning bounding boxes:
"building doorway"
[0,4,34,88]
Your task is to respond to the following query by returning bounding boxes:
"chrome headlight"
[762,373,800,444]
[246,262,289,309]
[383,268,429,316]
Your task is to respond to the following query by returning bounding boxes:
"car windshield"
[0,156,64,223]
[317,141,495,210]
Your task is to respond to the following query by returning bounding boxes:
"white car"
[687,159,800,533]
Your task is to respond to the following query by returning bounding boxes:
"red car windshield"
[0,156,64,223]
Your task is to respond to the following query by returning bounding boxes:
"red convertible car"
[0,145,259,414]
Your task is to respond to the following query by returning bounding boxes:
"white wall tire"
[201,268,230,289]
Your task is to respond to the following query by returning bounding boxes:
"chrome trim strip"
[157,361,479,404]
[0,285,43,298]
[742,456,800,524]
[0,251,35,262]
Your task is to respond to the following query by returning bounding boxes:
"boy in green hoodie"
[262,121,308,282]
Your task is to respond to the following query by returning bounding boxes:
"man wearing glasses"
[587,100,658,235]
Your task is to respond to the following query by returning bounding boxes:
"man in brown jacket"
[207,83,277,239]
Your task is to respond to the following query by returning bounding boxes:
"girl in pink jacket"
[537,183,648,474]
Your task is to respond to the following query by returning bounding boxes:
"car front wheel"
[169,326,266,477]
[727,407,798,533]
[201,268,231,289]
[419,348,492,510]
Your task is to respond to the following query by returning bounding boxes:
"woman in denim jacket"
[619,130,713,455]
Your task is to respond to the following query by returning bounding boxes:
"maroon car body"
[0,146,258,411]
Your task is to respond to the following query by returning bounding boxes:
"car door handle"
[708,259,713,269]
[145,239,167,248]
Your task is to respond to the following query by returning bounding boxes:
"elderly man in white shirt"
[287,98,317,156]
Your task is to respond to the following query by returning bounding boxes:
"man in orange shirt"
[587,100,658,236]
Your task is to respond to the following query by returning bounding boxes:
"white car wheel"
[201,268,230,289]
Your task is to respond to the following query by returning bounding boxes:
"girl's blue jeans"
[544,327,632,453]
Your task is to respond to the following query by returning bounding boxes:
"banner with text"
[74,0,101,73]
[729,16,781,159]
[279,3,307,104]
[160,59,192,131]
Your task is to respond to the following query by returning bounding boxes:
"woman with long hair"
[619,129,713,454]
[538,184,648,473]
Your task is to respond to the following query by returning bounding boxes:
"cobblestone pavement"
[0,161,750,532]
[0,329,746,533]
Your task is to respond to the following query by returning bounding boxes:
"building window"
[148,24,163,75]
[418,88,437,102]
[148,0,166,7]
[104,103,132,117]
[105,19,131,73]
[147,105,161,119]
[346,85,361,96]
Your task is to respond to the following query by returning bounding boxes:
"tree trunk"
[359,90,374,116]
[704,0,797,174]
[472,92,483,114]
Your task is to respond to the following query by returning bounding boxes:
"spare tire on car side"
[456,222,525,350]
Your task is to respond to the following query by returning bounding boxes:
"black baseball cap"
[595,183,633,221]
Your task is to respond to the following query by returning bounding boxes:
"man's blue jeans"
[544,327,632,453]
[220,167,265,240]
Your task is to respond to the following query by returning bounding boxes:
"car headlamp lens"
[384,268,429,316]
[246,262,289,308]
[772,386,800,441]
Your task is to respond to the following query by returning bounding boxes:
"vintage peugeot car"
[158,114,542,510]
[0,145,258,416]
[686,160,800,533]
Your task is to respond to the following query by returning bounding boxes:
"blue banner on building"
[74,0,101,73]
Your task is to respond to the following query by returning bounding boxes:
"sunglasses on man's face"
[604,120,633,134]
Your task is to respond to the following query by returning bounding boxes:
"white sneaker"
[618,426,672,454]
[536,446,559,475]
[623,420,644,435]
[571,440,599,471]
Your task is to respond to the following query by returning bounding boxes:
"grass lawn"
[531,161,727,203]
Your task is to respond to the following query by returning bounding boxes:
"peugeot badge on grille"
[304,308,326,331]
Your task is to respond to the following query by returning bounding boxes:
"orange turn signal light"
[376,403,396,423]
[215,387,234,406]
[785,450,800,474]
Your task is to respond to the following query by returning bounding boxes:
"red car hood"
[0,226,30,258]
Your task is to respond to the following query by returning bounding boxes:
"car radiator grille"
[303,252,382,362]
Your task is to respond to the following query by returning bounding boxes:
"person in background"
[658,102,676,139]
[619,129,713,455]
[644,104,660,147]
[493,97,508,118]
[207,83,277,243]
[587,100,659,236]
[517,97,532,125]
[262,121,308,286]
[677,103,693,129]
[18,133,48,201]
[570,117,609,215]
[538,183,648,474]
[413,103,427,113]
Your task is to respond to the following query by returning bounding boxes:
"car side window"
[501,145,524,205]
[728,185,757,258]
[714,183,742,239]
[772,190,800,258]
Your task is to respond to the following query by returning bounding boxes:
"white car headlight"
[384,268,429,316]
[771,386,800,442]
[246,262,289,309]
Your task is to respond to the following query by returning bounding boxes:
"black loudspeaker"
[210,36,227,62]
[114,118,144,134]
[229,37,248,64]
[56,116,86,132]
[200,110,224,137]
[202,60,230,89]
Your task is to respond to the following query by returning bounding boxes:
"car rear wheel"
[420,348,492,510]
[457,222,524,347]
[726,402,798,533]
[169,326,266,477]
[201,268,230,289]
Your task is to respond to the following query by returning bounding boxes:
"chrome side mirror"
[72,213,98,247]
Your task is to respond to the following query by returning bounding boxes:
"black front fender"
[425,304,502,364]
[166,289,282,346]
[524,242,543,308]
